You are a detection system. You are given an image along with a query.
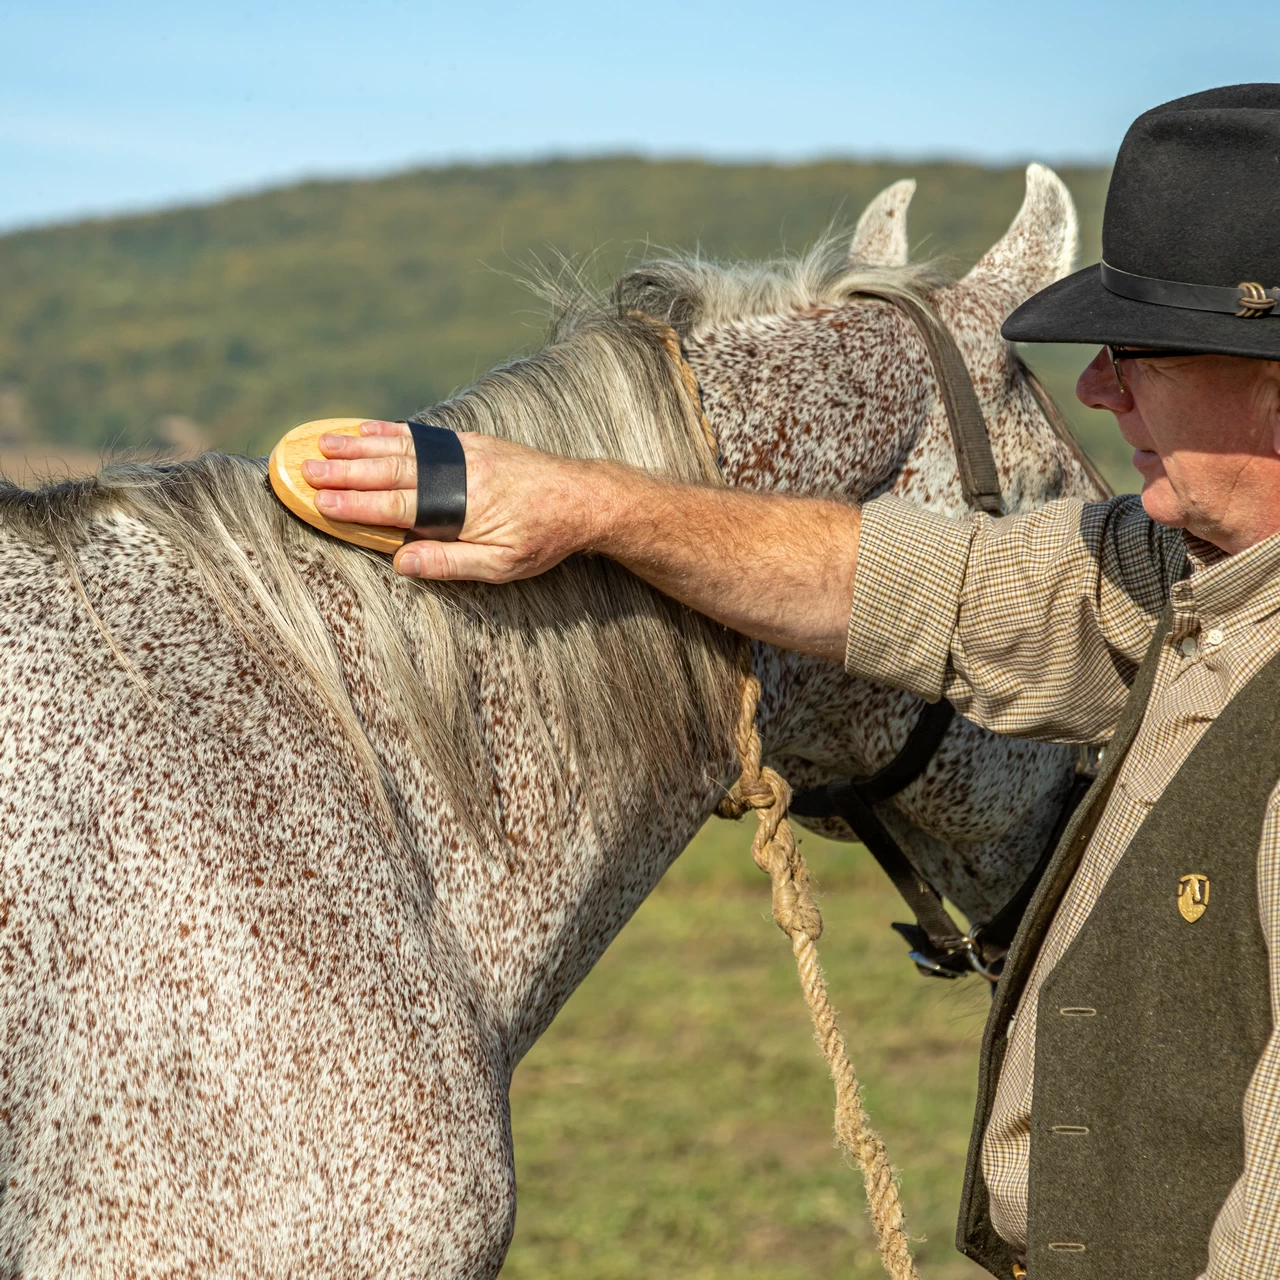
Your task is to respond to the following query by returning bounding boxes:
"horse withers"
[0,166,1102,1276]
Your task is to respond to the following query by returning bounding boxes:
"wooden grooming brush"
[269,418,405,554]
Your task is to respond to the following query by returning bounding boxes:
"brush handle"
[405,420,467,542]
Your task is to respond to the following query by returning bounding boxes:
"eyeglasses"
[1106,345,1214,393]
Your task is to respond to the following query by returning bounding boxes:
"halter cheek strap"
[404,421,467,543]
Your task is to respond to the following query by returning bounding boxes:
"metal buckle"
[1237,282,1278,319]
[962,932,1003,983]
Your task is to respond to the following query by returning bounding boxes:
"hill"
[0,156,1130,487]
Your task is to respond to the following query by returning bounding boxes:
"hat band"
[1101,262,1279,318]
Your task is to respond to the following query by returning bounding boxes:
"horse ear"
[848,178,916,266]
[961,163,1078,309]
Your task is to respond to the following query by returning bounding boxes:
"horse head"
[612,164,1103,919]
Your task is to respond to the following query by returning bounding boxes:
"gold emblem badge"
[1178,874,1210,923]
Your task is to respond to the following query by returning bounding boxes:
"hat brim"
[1002,263,1280,360]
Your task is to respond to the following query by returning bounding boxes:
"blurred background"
[4,3,1276,1274]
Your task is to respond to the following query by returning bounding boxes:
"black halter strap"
[790,292,1101,981]
[790,699,971,966]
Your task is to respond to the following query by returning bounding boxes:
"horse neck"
[339,573,738,1074]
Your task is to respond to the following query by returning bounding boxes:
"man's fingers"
[317,425,413,460]
[314,487,416,528]
[306,420,423,526]
[395,539,534,583]
[360,419,412,439]
[317,421,411,459]
[304,454,416,491]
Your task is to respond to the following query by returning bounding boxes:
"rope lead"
[720,676,921,1280]
[634,308,920,1278]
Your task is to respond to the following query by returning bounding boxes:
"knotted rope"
[717,677,920,1280]
[632,306,920,1277]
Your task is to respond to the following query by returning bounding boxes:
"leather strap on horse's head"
[854,289,1005,517]
[638,290,1095,984]
[631,293,1010,518]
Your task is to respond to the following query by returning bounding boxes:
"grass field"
[505,819,992,1280]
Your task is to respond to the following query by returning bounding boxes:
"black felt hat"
[1003,84,1280,359]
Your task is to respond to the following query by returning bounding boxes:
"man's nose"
[1077,346,1133,413]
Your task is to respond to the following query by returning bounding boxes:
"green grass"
[505,819,992,1279]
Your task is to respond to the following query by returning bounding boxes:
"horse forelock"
[607,230,950,340]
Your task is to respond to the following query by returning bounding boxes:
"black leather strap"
[792,699,955,814]
[1101,261,1279,318]
[790,697,1091,981]
[857,290,1005,516]
[791,700,970,965]
[819,783,970,959]
[405,420,467,542]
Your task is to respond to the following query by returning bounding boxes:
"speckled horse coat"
[0,165,1102,1276]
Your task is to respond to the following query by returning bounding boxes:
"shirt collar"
[1180,526,1280,623]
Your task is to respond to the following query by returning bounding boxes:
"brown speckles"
[0,518,525,1272]
[0,184,1099,1275]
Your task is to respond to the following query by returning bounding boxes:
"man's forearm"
[306,425,861,662]
[585,461,860,663]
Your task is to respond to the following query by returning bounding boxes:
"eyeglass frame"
[1106,345,1216,393]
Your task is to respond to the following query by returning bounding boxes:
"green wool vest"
[957,615,1280,1279]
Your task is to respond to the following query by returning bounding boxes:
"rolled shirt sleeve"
[843,495,972,701]
[845,492,1187,743]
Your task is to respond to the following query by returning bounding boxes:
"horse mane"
[0,240,946,846]
[604,229,949,337]
[0,306,744,846]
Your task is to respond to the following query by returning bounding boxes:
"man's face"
[1076,348,1280,553]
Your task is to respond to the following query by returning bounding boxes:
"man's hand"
[303,420,609,582]
[302,420,860,663]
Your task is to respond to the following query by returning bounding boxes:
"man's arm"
[303,421,861,663]
[846,492,1186,741]
[305,420,1185,743]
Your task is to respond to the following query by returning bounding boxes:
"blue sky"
[4,0,1279,231]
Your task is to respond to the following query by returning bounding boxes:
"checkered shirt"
[844,493,1280,1280]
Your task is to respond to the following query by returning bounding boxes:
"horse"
[0,164,1103,1276]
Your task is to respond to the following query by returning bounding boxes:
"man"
[304,85,1280,1278]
